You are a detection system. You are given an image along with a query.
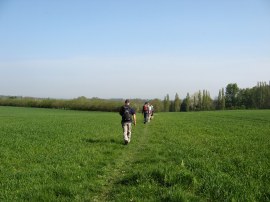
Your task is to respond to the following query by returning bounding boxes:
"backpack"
[122,106,132,121]
[143,105,148,112]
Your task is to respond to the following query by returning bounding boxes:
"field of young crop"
[0,106,270,201]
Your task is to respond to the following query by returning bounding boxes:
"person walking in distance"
[142,102,149,124]
[149,103,154,120]
[119,99,136,145]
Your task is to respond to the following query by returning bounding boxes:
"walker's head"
[125,99,130,105]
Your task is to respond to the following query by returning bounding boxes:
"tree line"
[0,81,269,112]
[0,96,123,112]
[165,81,270,112]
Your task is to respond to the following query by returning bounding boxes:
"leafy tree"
[180,93,190,112]
[221,88,225,110]
[169,101,174,112]
[251,81,270,109]
[216,88,225,110]
[206,90,212,110]
[150,98,163,112]
[237,88,252,109]
[225,83,239,109]
[163,94,170,112]
[186,93,190,112]
[198,90,202,110]
[202,90,206,110]
[174,93,181,112]
[180,98,186,112]
[217,89,222,110]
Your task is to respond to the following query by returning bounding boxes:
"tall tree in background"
[217,89,222,110]
[180,93,190,112]
[217,89,225,110]
[260,81,269,108]
[221,88,225,110]
[206,90,212,110]
[186,93,190,112]
[237,88,253,109]
[163,94,170,112]
[174,93,181,112]
[202,90,206,110]
[169,101,174,112]
[198,90,202,110]
[266,81,270,108]
[253,81,270,109]
[193,95,196,111]
[225,83,239,109]
[201,90,212,110]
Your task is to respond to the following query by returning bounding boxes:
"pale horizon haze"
[1,0,270,100]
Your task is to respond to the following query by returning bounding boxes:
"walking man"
[142,102,149,124]
[119,99,136,145]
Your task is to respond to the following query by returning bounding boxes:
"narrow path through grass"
[93,123,150,201]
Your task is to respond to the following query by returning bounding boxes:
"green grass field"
[0,106,270,201]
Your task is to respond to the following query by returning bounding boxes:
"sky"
[0,0,270,100]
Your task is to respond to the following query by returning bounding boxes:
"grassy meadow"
[0,106,270,201]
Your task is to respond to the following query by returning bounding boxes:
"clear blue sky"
[1,0,270,99]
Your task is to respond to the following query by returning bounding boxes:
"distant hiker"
[142,102,149,124]
[149,104,154,120]
[119,99,136,145]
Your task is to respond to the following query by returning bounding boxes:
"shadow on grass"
[82,137,120,144]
